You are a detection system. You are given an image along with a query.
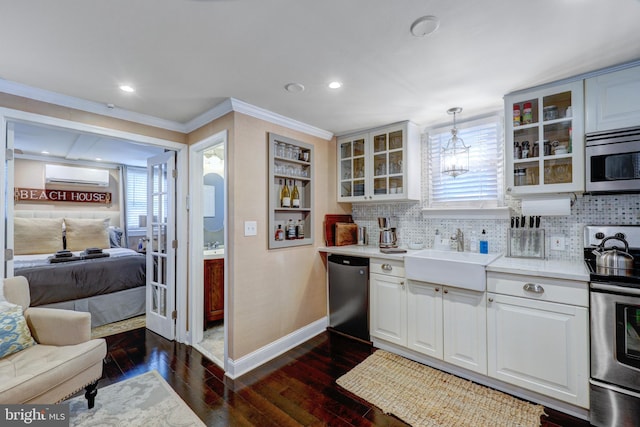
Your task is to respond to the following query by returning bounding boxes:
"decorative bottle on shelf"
[522,102,533,124]
[291,180,300,208]
[280,179,290,208]
[296,219,305,239]
[286,219,296,240]
[275,225,284,241]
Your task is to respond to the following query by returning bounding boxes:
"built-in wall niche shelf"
[268,133,314,249]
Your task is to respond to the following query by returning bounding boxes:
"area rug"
[67,370,205,426]
[336,350,546,427]
[91,315,146,338]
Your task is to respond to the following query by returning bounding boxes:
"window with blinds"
[427,115,504,208]
[124,166,147,234]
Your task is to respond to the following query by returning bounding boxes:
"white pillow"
[64,218,110,251]
[14,217,64,255]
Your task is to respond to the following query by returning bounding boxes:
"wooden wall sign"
[14,188,112,204]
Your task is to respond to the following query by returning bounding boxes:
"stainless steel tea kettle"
[592,236,634,276]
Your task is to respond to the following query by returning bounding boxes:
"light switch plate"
[550,235,565,250]
[244,221,257,236]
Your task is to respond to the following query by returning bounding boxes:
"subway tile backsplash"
[351,193,640,261]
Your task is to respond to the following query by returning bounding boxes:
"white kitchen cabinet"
[407,280,487,375]
[504,81,584,195]
[407,281,442,359]
[370,259,406,346]
[443,286,487,375]
[585,65,640,133]
[337,121,420,203]
[486,272,589,408]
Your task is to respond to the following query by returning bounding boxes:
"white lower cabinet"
[370,259,406,346]
[486,273,589,408]
[407,281,487,375]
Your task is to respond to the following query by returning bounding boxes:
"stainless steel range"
[584,226,640,427]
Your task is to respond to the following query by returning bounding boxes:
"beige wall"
[189,111,348,359]
[13,158,120,215]
[3,92,351,362]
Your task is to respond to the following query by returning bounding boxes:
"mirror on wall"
[203,145,224,237]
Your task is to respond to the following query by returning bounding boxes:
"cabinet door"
[443,287,487,374]
[586,66,640,133]
[487,293,589,408]
[204,259,224,323]
[505,80,584,195]
[407,281,443,359]
[370,273,406,346]
[337,133,368,202]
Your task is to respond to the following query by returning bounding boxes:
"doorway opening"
[189,131,227,369]
[2,112,188,342]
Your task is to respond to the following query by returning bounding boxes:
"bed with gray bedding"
[13,248,147,327]
[12,213,147,327]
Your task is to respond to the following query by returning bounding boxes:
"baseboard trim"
[225,317,328,379]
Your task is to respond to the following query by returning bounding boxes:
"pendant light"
[441,107,469,178]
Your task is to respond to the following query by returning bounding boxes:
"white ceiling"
[1,0,639,138]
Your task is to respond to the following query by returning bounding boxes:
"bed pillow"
[108,226,123,248]
[0,301,36,359]
[64,218,110,251]
[14,217,64,255]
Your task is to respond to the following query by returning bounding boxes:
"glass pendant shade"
[442,108,469,178]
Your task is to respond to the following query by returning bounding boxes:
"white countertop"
[319,245,590,282]
[487,256,589,282]
[318,245,423,261]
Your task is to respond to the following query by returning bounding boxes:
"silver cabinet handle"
[381,264,393,272]
[444,289,448,294]
[523,283,544,294]
[435,288,439,292]
[488,297,494,302]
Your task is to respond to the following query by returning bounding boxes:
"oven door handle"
[591,282,640,296]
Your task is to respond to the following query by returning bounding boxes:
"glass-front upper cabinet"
[337,121,420,203]
[505,80,584,195]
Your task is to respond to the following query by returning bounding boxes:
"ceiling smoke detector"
[410,15,440,37]
[284,83,305,93]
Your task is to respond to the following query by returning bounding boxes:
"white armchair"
[0,276,107,408]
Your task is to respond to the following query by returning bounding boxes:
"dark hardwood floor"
[97,327,590,426]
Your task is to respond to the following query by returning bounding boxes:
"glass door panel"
[544,158,572,184]
[543,91,572,120]
[514,160,539,187]
[389,130,403,150]
[341,159,352,180]
[389,176,403,195]
[616,303,640,369]
[373,177,387,195]
[340,141,351,158]
[389,151,403,174]
[353,139,365,156]
[373,134,387,152]
[354,179,365,197]
[354,157,365,179]
[374,153,387,176]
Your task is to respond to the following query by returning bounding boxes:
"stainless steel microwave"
[586,126,640,193]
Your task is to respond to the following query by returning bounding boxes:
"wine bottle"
[280,179,290,208]
[291,180,300,208]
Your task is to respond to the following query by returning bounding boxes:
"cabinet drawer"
[370,258,405,277]
[487,271,588,307]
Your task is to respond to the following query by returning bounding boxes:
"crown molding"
[0,78,187,133]
[0,79,334,140]
[228,98,334,140]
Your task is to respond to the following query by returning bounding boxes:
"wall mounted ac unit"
[45,164,110,187]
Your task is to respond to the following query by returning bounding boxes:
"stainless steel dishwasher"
[328,254,370,342]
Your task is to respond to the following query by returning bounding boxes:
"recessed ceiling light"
[119,85,135,93]
[284,82,305,93]
[410,15,440,37]
[41,150,49,155]
[95,158,102,161]
[328,81,342,89]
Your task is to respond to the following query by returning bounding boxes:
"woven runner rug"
[91,315,146,338]
[67,370,205,426]
[337,350,546,427]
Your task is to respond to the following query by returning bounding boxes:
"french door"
[145,152,177,340]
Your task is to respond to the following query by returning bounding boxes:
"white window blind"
[427,115,504,208]
[124,166,147,233]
